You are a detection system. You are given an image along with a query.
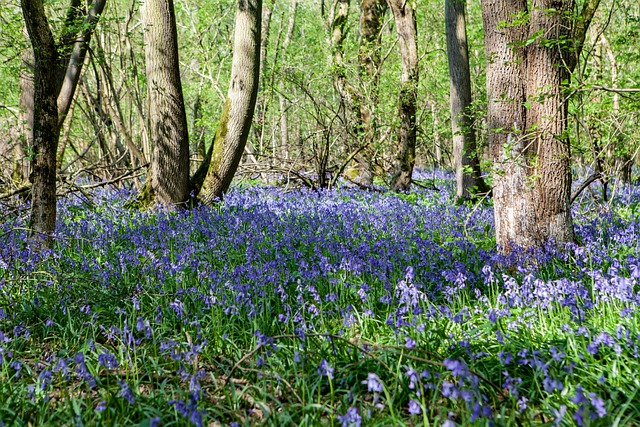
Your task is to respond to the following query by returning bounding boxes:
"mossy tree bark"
[445,0,488,202]
[141,0,191,207]
[388,0,418,192]
[19,0,106,245]
[21,0,61,245]
[200,0,262,203]
[357,0,386,186]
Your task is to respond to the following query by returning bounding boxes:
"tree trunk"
[357,0,386,186]
[15,44,34,184]
[482,0,593,251]
[525,0,575,246]
[141,0,191,206]
[482,0,531,250]
[445,0,488,201]
[21,0,61,244]
[277,0,298,162]
[200,0,262,202]
[388,0,418,192]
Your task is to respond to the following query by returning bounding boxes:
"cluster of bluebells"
[0,176,639,424]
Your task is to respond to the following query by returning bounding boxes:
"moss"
[126,170,155,210]
[200,97,231,202]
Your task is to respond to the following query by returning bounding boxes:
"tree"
[140,0,191,207]
[445,0,487,202]
[20,0,106,244]
[200,0,262,203]
[388,0,418,192]
[481,0,600,251]
[357,0,387,186]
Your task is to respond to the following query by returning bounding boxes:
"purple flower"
[318,359,334,380]
[98,352,119,369]
[591,395,606,417]
[38,369,52,390]
[553,405,567,427]
[443,358,468,377]
[442,381,458,399]
[408,399,421,415]
[96,400,107,412]
[118,380,135,404]
[74,352,96,388]
[362,373,383,393]
[337,407,362,427]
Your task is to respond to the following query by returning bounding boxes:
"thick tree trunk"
[482,0,530,250]
[525,1,575,246]
[357,0,386,186]
[200,0,262,202]
[482,0,580,251]
[445,0,488,201]
[141,0,191,206]
[21,0,61,244]
[388,0,418,192]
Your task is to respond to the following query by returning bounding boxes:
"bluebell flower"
[443,358,468,377]
[337,407,362,427]
[362,373,383,393]
[118,380,135,404]
[96,400,107,412]
[408,399,421,415]
[318,359,334,380]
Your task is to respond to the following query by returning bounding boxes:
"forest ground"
[1,171,640,426]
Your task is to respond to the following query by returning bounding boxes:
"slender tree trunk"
[278,0,298,162]
[388,0,418,192]
[16,44,34,184]
[445,0,488,201]
[357,0,386,185]
[200,0,262,202]
[21,0,61,244]
[252,0,275,157]
[140,0,191,206]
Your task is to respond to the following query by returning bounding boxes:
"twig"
[0,184,30,200]
[570,172,601,204]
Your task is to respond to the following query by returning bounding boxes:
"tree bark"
[357,0,386,186]
[200,0,262,202]
[525,0,575,246]
[16,43,34,184]
[482,0,587,251]
[445,0,488,201]
[21,0,61,244]
[141,0,191,206]
[277,0,298,162]
[482,0,531,251]
[388,0,418,192]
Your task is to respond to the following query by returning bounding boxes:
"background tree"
[356,0,387,185]
[139,0,191,207]
[445,0,487,202]
[200,0,262,202]
[388,0,418,192]
[20,0,106,244]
